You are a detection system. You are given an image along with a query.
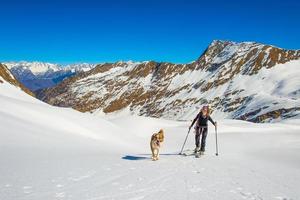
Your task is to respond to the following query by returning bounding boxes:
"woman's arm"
[208,116,216,126]
[189,114,199,129]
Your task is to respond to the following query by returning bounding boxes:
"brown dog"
[150,129,164,161]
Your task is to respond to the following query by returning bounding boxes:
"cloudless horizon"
[1,0,300,64]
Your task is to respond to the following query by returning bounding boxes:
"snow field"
[0,78,300,200]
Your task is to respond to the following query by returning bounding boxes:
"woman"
[189,105,217,154]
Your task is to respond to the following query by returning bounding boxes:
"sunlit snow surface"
[0,79,300,200]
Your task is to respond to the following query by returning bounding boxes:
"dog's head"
[157,129,164,143]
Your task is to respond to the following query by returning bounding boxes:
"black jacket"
[191,112,215,127]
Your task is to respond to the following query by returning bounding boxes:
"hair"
[201,105,210,117]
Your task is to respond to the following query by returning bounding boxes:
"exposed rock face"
[36,40,300,122]
[0,63,35,96]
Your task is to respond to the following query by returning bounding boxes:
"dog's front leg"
[150,146,154,160]
[154,149,159,160]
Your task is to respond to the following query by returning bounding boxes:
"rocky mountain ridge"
[34,40,300,122]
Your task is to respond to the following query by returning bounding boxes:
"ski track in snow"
[0,81,300,200]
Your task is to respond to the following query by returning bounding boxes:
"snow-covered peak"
[4,61,97,76]
[114,60,144,66]
[4,61,61,75]
[210,39,235,47]
[205,40,266,58]
[63,63,96,73]
[209,40,259,48]
[2,62,97,91]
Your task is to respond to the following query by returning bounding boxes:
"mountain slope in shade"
[4,62,96,91]
[0,63,34,96]
[37,40,300,122]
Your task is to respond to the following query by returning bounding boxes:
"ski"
[181,150,204,158]
[180,149,195,156]
[195,151,205,158]
[195,153,201,158]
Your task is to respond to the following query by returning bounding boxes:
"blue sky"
[0,0,300,64]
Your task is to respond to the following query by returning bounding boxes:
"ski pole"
[179,128,191,155]
[215,124,219,156]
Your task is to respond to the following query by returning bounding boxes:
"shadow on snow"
[122,153,180,161]
[122,155,150,161]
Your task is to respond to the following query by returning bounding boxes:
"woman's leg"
[200,128,208,152]
[195,127,201,148]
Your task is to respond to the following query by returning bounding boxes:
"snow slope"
[1,77,300,200]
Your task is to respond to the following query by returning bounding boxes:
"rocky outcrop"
[36,40,300,122]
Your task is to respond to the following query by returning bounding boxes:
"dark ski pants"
[195,127,208,151]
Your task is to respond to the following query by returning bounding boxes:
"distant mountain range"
[3,62,96,91]
[33,40,300,122]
